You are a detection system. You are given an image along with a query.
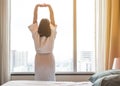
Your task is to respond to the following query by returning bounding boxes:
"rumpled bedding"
[92,75,120,86]
[2,80,93,86]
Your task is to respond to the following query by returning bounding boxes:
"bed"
[3,70,120,86]
[2,80,93,86]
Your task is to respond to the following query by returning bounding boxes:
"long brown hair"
[38,18,51,38]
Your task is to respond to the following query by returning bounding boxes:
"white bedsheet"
[2,80,93,86]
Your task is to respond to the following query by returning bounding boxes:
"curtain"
[0,0,10,85]
[95,0,106,72]
[105,0,120,69]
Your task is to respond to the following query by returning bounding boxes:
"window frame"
[10,0,96,74]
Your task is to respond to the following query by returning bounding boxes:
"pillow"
[89,69,120,83]
[92,74,120,86]
[92,76,104,86]
[101,74,120,86]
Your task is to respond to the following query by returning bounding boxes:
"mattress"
[2,80,93,86]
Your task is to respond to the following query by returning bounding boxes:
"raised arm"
[46,4,56,26]
[33,5,38,24]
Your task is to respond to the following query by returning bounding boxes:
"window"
[10,0,95,73]
[77,0,95,72]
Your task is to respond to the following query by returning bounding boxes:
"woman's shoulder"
[50,23,57,30]
[28,23,38,33]
[28,23,38,29]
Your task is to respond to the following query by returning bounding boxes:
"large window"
[11,0,95,73]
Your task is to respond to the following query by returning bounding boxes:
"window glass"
[11,0,95,73]
[77,0,95,72]
[11,0,73,72]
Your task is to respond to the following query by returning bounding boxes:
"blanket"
[93,75,120,86]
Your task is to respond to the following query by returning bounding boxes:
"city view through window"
[11,0,95,73]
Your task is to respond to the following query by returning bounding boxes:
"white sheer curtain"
[0,0,10,85]
[95,0,106,72]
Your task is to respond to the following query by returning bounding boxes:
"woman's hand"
[35,3,49,7]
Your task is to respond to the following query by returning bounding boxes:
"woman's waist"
[35,46,53,53]
[36,52,53,55]
[35,52,54,57]
[36,49,53,53]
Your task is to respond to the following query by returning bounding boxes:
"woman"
[28,3,57,81]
